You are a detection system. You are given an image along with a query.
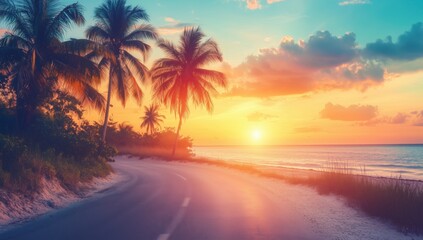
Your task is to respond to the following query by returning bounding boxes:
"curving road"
[0,156,418,240]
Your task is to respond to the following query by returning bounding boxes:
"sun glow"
[251,129,262,142]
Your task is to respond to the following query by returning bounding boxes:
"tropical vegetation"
[0,0,104,129]
[86,0,157,142]
[140,104,164,134]
[151,27,227,156]
[0,0,224,194]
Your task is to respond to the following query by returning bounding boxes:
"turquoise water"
[192,145,423,180]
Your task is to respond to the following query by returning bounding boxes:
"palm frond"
[194,68,227,88]
[157,39,182,62]
[126,4,149,27]
[60,79,105,111]
[122,40,151,61]
[62,38,99,56]
[180,27,203,62]
[86,25,110,43]
[0,46,26,67]
[52,53,101,86]
[0,0,32,40]
[123,50,149,81]
[0,33,31,49]
[47,2,85,40]
[124,23,157,41]
[152,27,225,121]
[123,60,143,104]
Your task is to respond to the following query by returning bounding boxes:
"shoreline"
[190,155,423,183]
[0,172,121,232]
[180,155,423,184]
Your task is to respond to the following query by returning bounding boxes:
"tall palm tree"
[140,104,164,135]
[0,0,104,128]
[86,0,157,142]
[151,27,227,156]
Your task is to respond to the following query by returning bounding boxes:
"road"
[0,156,418,240]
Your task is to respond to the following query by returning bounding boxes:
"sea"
[192,145,423,180]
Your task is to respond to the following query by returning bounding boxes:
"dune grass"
[298,167,423,234]
[0,144,113,194]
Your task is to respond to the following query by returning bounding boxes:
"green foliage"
[0,92,114,194]
[22,92,116,162]
[106,123,193,157]
[0,0,104,128]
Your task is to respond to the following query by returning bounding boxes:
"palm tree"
[151,27,227,156]
[86,0,157,142]
[0,0,104,128]
[140,104,164,135]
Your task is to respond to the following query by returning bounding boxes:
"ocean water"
[192,145,423,180]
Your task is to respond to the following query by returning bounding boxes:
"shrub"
[0,92,115,194]
[106,125,193,158]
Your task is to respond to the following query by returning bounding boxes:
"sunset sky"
[4,0,423,145]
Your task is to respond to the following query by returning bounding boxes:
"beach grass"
[299,167,423,234]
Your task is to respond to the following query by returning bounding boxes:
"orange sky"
[80,1,423,146]
[84,67,423,146]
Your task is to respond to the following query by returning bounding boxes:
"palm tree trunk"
[101,72,113,142]
[171,115,183,157]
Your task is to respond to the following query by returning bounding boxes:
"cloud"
[412,110,423,126]
[245,0,261,9]
[225,23,423,98]
[164,17,178,24]
[244,0,284,10]
[357,113,407,126]
[157,17,193,35]
[364,22,423,61]
[339,0,370,6]
[226,31,385,97]
[280,31,358,68]
[390,113,408,124]
[320,103,378,121]
[267,0,285,3]
[247,111,277,121]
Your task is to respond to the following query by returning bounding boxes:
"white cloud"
[158,17,193,36]
[164,17,177,24]
[267,0,285,3]
[339,0,370,6]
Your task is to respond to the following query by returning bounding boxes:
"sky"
[4,0,423,145]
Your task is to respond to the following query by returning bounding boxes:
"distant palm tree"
[140,104,165,135]
[151,27,227,156]
[0,0,104,128]
[86,0,157,142]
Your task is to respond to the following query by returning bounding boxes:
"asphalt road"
[0,156,416,240]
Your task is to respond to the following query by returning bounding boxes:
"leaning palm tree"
[151,27,227,156]
[0,0,104,128]
[86,0,157,142]
[140,104,165,135]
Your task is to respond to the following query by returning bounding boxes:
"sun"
[251,129,262,142]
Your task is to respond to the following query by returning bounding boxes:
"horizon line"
[193,143,423,147]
